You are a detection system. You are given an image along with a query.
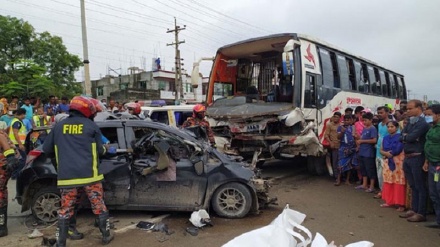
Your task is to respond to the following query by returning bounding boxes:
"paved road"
[1,160,439,247]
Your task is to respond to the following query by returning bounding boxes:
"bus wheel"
[307,156,327,175]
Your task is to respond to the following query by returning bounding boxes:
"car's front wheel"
[31,187,61,223]
[211,182,252,218]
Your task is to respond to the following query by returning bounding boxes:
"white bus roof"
[218,33,403,77]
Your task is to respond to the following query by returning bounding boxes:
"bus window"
[399,77,407,99]
[395,75,406,99]
[329,52,340,88]
[354,60,364,92]
[361,63,370,93]
[367,66,377,94]
[373,67,382,95]
[236,60,254,93]
[337,54,350,90]
[213,82,234,101]
[318,48,334,88]
[393,75,400,98]
[379,70,388,96]
[384,72,394,98]
[304,73,317,108]
[346,58,356,90]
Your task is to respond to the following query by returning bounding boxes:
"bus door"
[304,73,321,126]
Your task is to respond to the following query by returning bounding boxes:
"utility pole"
[167,17,185,104]
[80,0,91,96]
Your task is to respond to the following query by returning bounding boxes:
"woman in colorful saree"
[335,115,356,186]
[380,121,406,211]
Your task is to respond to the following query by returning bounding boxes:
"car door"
[124,122,208,210]
[97,121,132,206]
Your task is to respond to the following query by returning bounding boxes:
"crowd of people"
[0,94,216,245]
[324,99,440,230]
[0,95,149,245]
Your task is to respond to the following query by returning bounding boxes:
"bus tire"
[307,156,326,176]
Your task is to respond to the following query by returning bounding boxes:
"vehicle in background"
[192,33,406,174]
[141,105,194,128]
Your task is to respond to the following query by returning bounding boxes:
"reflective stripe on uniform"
[33,115,51,133]
[8,118,26,145]
[56,142,103,187]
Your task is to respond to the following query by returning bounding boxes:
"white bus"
[197,33,406,173]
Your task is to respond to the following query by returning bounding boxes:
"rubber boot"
[98,212,114,245]
[56,218,69,247]
[0,206,8,237]
[68,210,84,240]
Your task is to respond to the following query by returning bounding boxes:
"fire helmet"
[193,104,206,113]
[70,96,96,118]
[126,102,141,115]
[89,98,106,112]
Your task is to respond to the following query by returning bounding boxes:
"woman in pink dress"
[380,121,406,211]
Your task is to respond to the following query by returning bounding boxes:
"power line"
[167,0,266,36]
[186,0,275,34]
[67,0,225,46]
[152,0,245,40]
[130,0,227,45]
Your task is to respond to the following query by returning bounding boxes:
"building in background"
[91,67,208,104]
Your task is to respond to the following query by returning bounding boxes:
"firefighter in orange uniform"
[182,104,216,146]
[43,96,115,246]
[0,132,19,237]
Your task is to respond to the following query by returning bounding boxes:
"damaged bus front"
[200,34,324,172]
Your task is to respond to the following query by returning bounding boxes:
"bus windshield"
[206,34,298,105]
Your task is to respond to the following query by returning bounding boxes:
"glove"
[107,146,117,154]
[4,155,19,172]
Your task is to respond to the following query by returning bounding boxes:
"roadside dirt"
[1,164,440,247]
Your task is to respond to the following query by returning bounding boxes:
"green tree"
[0,60,54,98]
[0,15,83,99]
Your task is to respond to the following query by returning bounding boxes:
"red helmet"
[126,102,141,115]
[70,96,96,118]
[193,104,206,113]
[89,98,106,112]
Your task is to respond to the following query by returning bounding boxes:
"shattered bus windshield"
[235,60,294,104]
[206,34,300,106]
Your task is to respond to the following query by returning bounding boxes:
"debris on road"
[185,226,199,236]
[27,228,44,239]
[189,209,212,228]
[136,221,155,230]
[223,204,374,247]
[114,214,170,234]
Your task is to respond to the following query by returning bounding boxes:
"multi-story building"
[91,68,208,104]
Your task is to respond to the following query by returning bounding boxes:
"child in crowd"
[335,114,356,186]
[355,112,378,193]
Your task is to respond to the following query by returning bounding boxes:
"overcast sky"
[2,0,439,101]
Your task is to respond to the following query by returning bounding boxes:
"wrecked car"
[16,118,275,223]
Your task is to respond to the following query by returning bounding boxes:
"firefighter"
[125,102,142,119]
[43,96,115,246]
[182,104,216,146]
[0,132,19,237]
